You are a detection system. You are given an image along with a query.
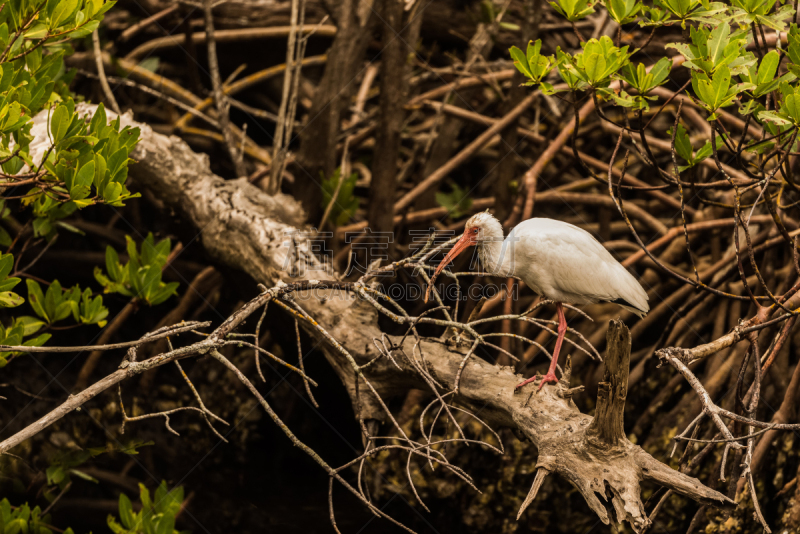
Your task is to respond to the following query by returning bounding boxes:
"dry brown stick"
[92,30,120,115]
[648,87,764,140]
[74,51,273,164]
[118,4,180,42]
[0,282,344,454]
[658,271,800,366]
[394,93,537,213]
[295,317,319,408]
[334,175,621,238]
[423,100,693,214]
[5,294,417,532]
[337,197,496,236]
[124,25,338,60]
[137,266,222,389]
[659,350,800,433]
[269,0,307,194]
[510,55,691,224]
[541,191,668,235]
[203,0,246,177]
[73,298,139,391]
[603,121,754,184]
[0,322,206,354]
[80,70,220,129]
[736,352,800,496]
[517,98,595,224]
[621,216,776,268]
[412,7,496,215]
[173,359,230,441]
[181,127,271,164]
[351,64,379,123]
[118,384,210,436]
[369,0,417,234]
[406,69,516,107]
[172,55,328,132]
[1,324,212,455]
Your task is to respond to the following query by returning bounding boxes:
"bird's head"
[424,211,502,302]
[463,211,503,243]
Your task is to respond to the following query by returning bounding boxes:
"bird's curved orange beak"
[424,231,476,303]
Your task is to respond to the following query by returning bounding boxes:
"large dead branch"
[118,110,735,531]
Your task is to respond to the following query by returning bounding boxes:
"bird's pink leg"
[515,303,566,391]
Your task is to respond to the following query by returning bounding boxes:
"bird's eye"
[472,228,479,233]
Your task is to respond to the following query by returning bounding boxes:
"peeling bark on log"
[122,112,736,532]
[587,320,630,446]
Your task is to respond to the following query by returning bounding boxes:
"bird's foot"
[514,376,538,391]
[514,371,559,392]
[536,372,559,392]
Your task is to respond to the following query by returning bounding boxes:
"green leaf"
[509,46,532,78]
[0,291,24,308]
[68,468,99,483]
[320,168,358,226]
[24,23,48,40]
[695,141,713,161]
[584,53,606,84]
[757,49,780,85]
[786,93,800,123]
[50,105,69,143]
[608,0,640,23]
[155,514,175,534]
[549,0,595,20]
[0,253,13,280]
[107,516,126,534]
[26,279,47,320]
[672,124,694,162]
[118,493,134,529]
[0,276,21,293]
[66,19,100,39]
[50,0,80,28]
[105,246,123,282]
[707,23,730,67]
[148,282,178,306]
[70,161,94,200]
[435,182,473,219]
[137,57,160,73]
[13,316,44,336]
[93,152,107,190]
[103,181,122,203]
[139,484,152,510]
[90,102,107,135]
[44,280,62,321]
[692,71,714,107]
[757,110,792,126]
[139,265,161,300]
[649,57,673,89]
[0,226,11,248]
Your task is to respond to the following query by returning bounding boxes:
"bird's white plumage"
[467,213,649,317]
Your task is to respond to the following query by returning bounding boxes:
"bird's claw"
[514,371,559,392]
[536,372,559,392]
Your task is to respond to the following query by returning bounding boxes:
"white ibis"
[426,212,649,391]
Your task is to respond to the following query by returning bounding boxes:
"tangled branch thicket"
[5,0,800,532]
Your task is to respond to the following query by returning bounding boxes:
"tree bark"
[494,0,541,222]
[295,0,376,219]
[368,0,421,236]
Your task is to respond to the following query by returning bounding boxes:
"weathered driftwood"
[114,109,734,531]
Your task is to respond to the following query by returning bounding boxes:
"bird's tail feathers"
[608,297,648,318]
